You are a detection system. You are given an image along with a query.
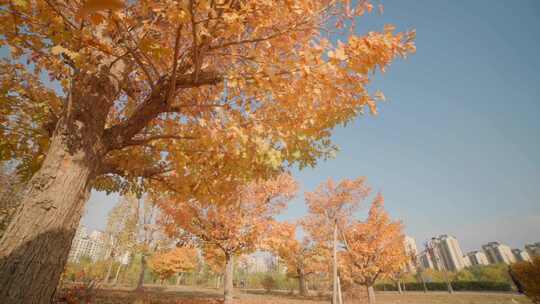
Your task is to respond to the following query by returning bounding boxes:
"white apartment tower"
[466,251,490,266]
[68,225,107,263]
[403,235,418,273]
[482,242,516,265]
[512,249,532,262]
[432,235,466,271]
[525,242,540,258]
[419,251,435,270]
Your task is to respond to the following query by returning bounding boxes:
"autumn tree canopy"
[160,173,297,257]
[149,246,198,282]
[0,0,414,302]
[160,173,297,303]
[0,0,415,200]
[304,176,371,302]
[340,194,407,304]
[265,221,328,296]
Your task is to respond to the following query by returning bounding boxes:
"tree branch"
[99,160,173,178]
[121,134,197,148]
[103,70,222,152]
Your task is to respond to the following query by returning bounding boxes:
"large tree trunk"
[367,285,376,304]
[332,222,338,304]
[137,253,147,290]
[0,71,116,304]
[298,269,308,296]
[224,253,234,304]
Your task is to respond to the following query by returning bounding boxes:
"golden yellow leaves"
[50,45,80,61]
[80,0,124,16]
[12,0,28,8]
[340,194,407,286]
[327,44,348,61]
[149,247,198,279]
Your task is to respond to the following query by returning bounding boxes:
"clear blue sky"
[81,0,540,253]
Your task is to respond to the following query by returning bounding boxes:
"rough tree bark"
[0,67,219,303]
[298,268,308,296]
[224,253,234,304]
[0,71,116,304]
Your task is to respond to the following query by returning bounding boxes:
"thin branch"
[167,23,184,104]
[122,134,197,148]
[43,0,77,29]
[189,0,200,83]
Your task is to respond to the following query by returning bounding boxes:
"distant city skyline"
[82,0,540,254]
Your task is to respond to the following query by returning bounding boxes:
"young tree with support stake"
[304,177,371,304]
[159,173,297,303]
[340,194,407,304]
[0,0,414,301]
[264,221,328,296]
[102,195,139,284]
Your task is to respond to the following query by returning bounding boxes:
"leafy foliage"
[0,0,414,200]
[340,194,407,287]
[160,173,297,258]
[264,222,327,280]
[512,256,540,303]
[149,246,198,281]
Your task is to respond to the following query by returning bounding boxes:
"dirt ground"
[57,284,532,304]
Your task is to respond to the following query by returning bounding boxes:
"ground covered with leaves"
[54,284,532,304]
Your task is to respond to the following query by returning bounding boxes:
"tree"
[511,258,540,304]
[202,244,227,288]
[0,164,24,239]
[304,177,370,303]
[0,0,414,301]
[161,173,297,303]
[265,222,327,296]
[148,246,198,284]
[102,195,138,284]
[131,194,165,290]
[340,194,407,304]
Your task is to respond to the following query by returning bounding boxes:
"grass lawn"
[58,284,532,304]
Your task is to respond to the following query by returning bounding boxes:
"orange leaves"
[149,246,198,280]
[305,177,370,232]
[511,256,540,303]
[1,0,415,225]
[80,0,124,16]
[160,174,297,257]
[265,222,328,278]
[340,194,407,286]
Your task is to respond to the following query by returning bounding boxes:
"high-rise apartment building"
[419,251,435,270]
[68,225,107,262]
[525,242,540,258]
[404,235,418,273]
[466,251,489,266]
[482,242,516,265]
[431,235,466,271]
[512,249,532,262]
